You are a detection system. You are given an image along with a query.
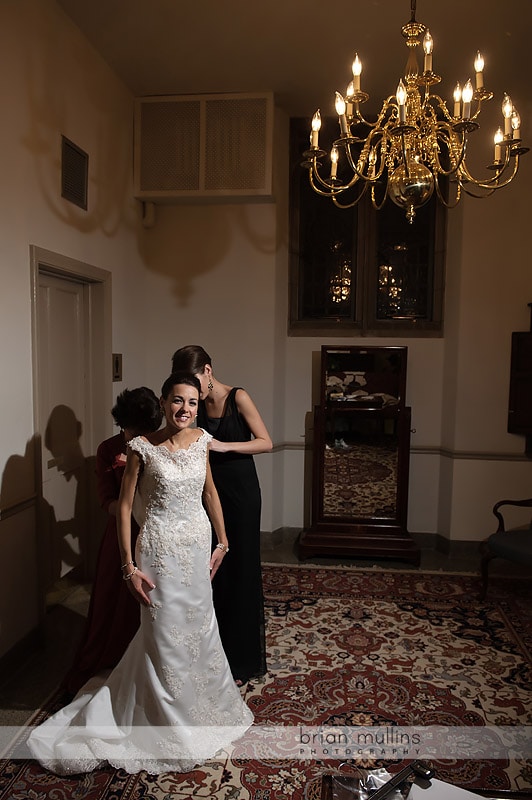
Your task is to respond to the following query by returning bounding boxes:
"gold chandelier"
[302,0,528,223]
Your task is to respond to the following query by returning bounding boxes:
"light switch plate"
[112,353,122,382]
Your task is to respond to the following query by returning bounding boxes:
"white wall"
[1,0,532,660]
[0,0,148,657]
[135,201,279,532]
[440,137,532,540]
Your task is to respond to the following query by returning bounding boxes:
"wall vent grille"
[134,93,273,202]
[61,136,88,210]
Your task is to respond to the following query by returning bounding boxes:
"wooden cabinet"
[298,345,419,564]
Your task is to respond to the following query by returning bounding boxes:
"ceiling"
[57,0,531,128]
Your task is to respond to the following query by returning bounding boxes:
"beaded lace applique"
[170,627,201,663]
[162,665,184,699]
[149,600,162,621]
[130,433,213,586]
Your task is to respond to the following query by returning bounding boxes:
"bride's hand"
[125,569,156,606]
[209,545,227,580]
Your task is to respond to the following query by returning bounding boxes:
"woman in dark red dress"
[171,345,272,685]
[62,387,162,695]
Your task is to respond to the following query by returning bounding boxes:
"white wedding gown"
[28,431,253,775]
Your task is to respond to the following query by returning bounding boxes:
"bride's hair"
[161,372,201,400]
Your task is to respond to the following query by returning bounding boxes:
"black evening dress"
[198,387,267,683]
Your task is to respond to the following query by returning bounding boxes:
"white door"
[37,271,91,590]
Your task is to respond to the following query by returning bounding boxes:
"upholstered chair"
[480,498,532,599]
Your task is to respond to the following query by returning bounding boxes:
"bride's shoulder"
[128,433,160,451]
[193,427,212,444]
[127,435,151,458]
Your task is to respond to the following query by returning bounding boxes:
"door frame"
[30,246,112,607]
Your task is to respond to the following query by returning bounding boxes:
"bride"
[28,373,253,775]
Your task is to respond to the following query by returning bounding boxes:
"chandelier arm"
[309,159,377,198]
[459,153,520,191]
[425,94,455,124]
[343,142,369,180]
[331,182,369,209]
[430,127,468,176]
[370,183,389,210]
[434,175,461,208]
[342,132,383,182]
[432,150,467,178]
[309,161,363,194]
[372,153,388,181]
[426,95,483,122]
[308,169,342,197]
[457,146,510,185]
[351,97,398,129]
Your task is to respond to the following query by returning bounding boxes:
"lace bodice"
[129,431,213,572]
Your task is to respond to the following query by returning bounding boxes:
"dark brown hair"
[171,345,212,375]
[112,387,162,432]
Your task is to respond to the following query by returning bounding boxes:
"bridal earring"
[208,379,214,392]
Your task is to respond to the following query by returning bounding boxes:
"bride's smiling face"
[161,383,199,430]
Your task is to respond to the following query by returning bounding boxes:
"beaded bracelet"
[215,542,229,553]
[123,566,138,581]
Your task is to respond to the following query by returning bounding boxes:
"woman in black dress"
[171,345,272,685]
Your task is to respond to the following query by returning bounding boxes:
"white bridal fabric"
[28,431,253,775]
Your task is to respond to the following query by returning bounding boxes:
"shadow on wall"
[17,0,133,237]
[0,410,105,617]
[137,204,233,306]
[0,439,36,512]
[40,405,99,592]
[138,203,279,306]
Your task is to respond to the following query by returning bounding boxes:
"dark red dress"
[62,432,140,695]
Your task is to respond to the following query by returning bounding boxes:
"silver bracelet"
[215,542,229,553]
[123,565,138,581]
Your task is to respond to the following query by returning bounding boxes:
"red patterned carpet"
[1,564,531,799]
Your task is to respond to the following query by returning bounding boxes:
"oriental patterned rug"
[1,565,531,799]
[323,441,398,517]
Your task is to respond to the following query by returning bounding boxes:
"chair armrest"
[492,498,532,532]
